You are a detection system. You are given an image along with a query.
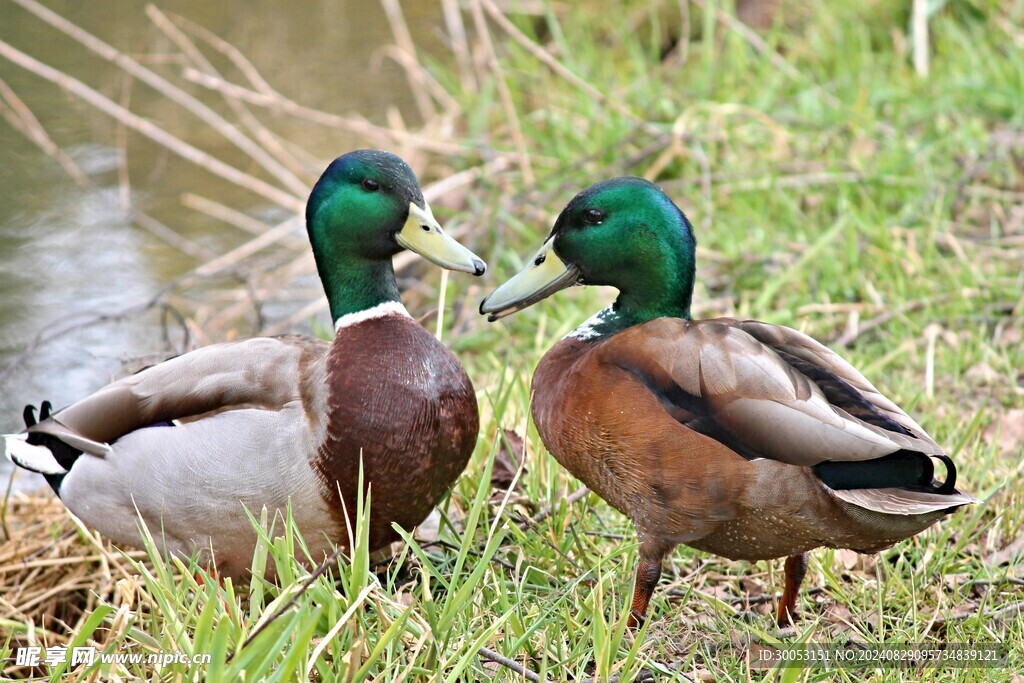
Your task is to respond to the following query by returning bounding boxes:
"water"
[0,0,437,488]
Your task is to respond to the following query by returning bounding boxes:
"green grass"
[4,0,1024,680]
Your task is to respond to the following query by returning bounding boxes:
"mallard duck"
[480,177,977,627]
[4,149,486,579]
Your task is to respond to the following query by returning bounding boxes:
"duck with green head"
[481,177,977,627]
[5,150,485,578]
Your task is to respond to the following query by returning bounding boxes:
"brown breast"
[314,314,478,551]
[532,336,754,557]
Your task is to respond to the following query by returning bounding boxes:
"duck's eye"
[361,178,381,192]
[534,254,546,266]
[582,208,605,225]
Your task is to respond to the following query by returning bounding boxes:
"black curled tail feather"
[20,401,82,494]
[931,454,956,494]
[813,450,959,495]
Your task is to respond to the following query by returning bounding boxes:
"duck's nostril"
[421,224,431,232]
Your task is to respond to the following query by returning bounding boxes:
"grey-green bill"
[479,238,580,321]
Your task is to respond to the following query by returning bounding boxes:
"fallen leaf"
[998,325,1021,347]
[983,409,1024,456]
[964,361,1001,386]
[988,535,1024,566]
[823,601,853,624]
[492,429,526,491]
[837,549,859,570]
[741,576,765,599]
[413,508,441,544]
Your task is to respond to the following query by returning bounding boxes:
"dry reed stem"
[380,0,439,121]
[167,6,470,158]
[0,39,305,213]
[165,10,275,96]
[378,45,462,116]
[180,68,471,157]
[0,495,154,651]
[9,0,308,196]
[912,0,930,77]
[145,4,313,185]
[469,0,535,184]
[181,193,306,247]
[132,212,217,262]
[116,71,134,212]
[193,218,304,278]
[662,0,692,66]
[441,0,476,92]
[0,78,92,188]
[478,0,661,136]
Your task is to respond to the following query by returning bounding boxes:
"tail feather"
[831,487,979,515]
[7,401,97,494]
[4,433,67,476]
[813,450,957,493]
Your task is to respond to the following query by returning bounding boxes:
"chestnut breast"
[531,336,751,553]
[315,314,478,551]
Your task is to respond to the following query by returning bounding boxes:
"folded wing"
[601,318,976,513]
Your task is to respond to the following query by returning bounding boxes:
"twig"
[529,486,591,526]
[378,45,461,116]
[115,70,134,211]
[469,0,534,183]
[969,577,1024,589]
[9,0,307,196]
[144,4,311,184]
[132,212,216,262]
[0,77,92,188]
[832,294,958,348]
[166,10,276,97]
[478,0,659,135]
[380,0,438,121]
[477,646,547,682]
[579,670,660,683]
[665,585,825,607]
[441,0,475,92]
[180,68,470,156]
[181,193,306,246]
[0,294,172,385]
[231,546,346,657]
[932,600,1024,626]
[0,38,304,212]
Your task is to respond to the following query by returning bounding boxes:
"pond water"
[0,0,438,488]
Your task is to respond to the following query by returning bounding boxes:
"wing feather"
[25,335,328,450]
[603,318,941,466]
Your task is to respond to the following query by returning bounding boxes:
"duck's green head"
[307,150,485,321]
[480,177,696,332]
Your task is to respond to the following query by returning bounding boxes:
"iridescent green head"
[480,177,697,335]
[307,150,485,322]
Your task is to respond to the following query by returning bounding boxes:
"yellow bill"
[397,202,486,276]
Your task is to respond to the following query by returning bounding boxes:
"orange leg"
[627,556,663,629]
[776,552,808,627]
[194,563,220,587]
